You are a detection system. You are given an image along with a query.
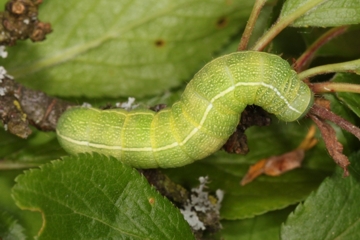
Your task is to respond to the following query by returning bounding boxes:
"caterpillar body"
[56,51,313,168]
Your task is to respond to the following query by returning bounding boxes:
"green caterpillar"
[56,51,313,168]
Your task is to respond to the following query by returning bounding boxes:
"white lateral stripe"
[61,81,300,153]
[180,127,199,146]
[57,129,180,152]
[57,130,152,151]
[212,86,235,101]
[155,142,179,151]
[232,82,301,114]
[90,107,155,117]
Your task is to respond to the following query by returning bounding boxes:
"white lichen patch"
[215,189,224,209]
[116,97,139,110]
[180,176,224,231]
[0,66,7,81]
[0,46,7,58]
[81,102,92,108]
[0,87,6,96]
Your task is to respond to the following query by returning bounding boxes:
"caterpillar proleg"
[56,51,313,168]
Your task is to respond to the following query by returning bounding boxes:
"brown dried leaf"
[309,114,350,176]
[241,125,317,186]
[241,149,305,186]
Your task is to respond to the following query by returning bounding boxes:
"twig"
[223,106,271,155]
[310,103,360,141]
[294,26,349,72]
[298,58,360,80]
[238,0,267,51]
[310,82,360,94]
[0,0,52,45]
[252,0,327,51]
[0,76,73,138]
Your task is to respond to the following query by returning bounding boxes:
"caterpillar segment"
[56,51,313,168]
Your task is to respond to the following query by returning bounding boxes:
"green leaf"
[2,0,253,98]
[281,0,360,27]
[0,170,42,239]
[164,119,335,220]
[301,26,360,58]
[0,0,7,8]
[270,28,306,57]
[0,127,66,169]
[280,151,360,240]
[12,153,194,239]
[0,210,26,240]
[324,93,360,152]
[333,73,360,118]
[217,206,295,240]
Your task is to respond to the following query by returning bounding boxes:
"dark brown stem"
[223,105,271,155]
[310,103,360,141]
[0,77,73,138]
[140,169,189,205]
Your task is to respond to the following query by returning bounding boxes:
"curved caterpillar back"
[56,51,313,168]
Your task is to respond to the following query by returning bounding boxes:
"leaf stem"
[298,59,360,80]
[238,0,267,51]
[310,82,360,94]
[252,0,328,51]
[294,26,349,72]
[0,161,38,170]
[310,104,360,141]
